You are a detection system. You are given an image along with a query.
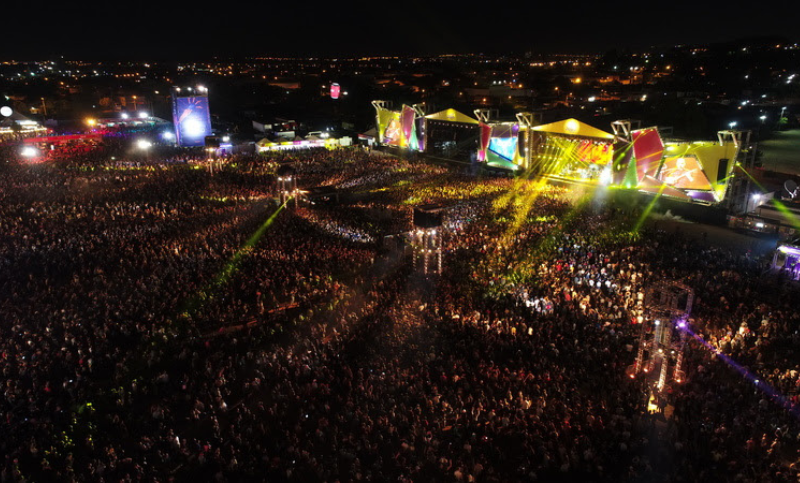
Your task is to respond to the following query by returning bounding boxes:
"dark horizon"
[3,0,797,61]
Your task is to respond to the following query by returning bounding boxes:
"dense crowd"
[0,145,798,482]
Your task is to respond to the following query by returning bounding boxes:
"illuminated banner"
[631,128,665,181]
[172,96,212,147]
[401,105,416,147]
[612,141,636,187]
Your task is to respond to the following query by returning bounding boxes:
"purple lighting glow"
[677,324,800,419]
[778,245,800,257]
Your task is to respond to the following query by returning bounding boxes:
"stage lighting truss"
[410,227,442,275]
[628,281,694,393]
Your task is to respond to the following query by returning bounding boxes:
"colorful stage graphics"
[172,96,212,147]
[370,100,741,204]
[401,105,419,150]
[487,123,519,161]
[383,115,403,146]
[375,105,419,149]
[631,128,665,181]
[612,141,637,187]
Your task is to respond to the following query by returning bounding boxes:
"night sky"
[4,0,798,59]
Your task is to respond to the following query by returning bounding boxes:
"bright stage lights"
[136,139,152,150]
[21,146,38,158]
[182,117,205,138]
[599,166,613,185]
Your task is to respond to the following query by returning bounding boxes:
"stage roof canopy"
[425,109,479,125]
[531,118,614,140]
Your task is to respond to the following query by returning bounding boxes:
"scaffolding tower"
[628,281,694,398]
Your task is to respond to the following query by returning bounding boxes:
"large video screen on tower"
[658,155,712,190]
[488,136,518,160]
[173,97,212,147]
[487,124,519,161]
[381,112,403,147]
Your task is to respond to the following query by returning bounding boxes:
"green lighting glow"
[633,182,667,232]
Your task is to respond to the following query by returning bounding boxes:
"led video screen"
[658,155,711,190]
[382,113,403,147]
[488,136,518,161]
[487,124,519,161]
[173,97,212,147]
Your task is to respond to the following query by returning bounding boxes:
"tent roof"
[360,127,377,138]
[425,108,479,125]
[256,137,276,146]
[531,118,614,140]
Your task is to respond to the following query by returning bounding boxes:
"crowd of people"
[0,145,798,482]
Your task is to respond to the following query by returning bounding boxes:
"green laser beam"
[182,199,289,316]
[633,183,667,232]
[737,166,800,231]
[214,200,288,286]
